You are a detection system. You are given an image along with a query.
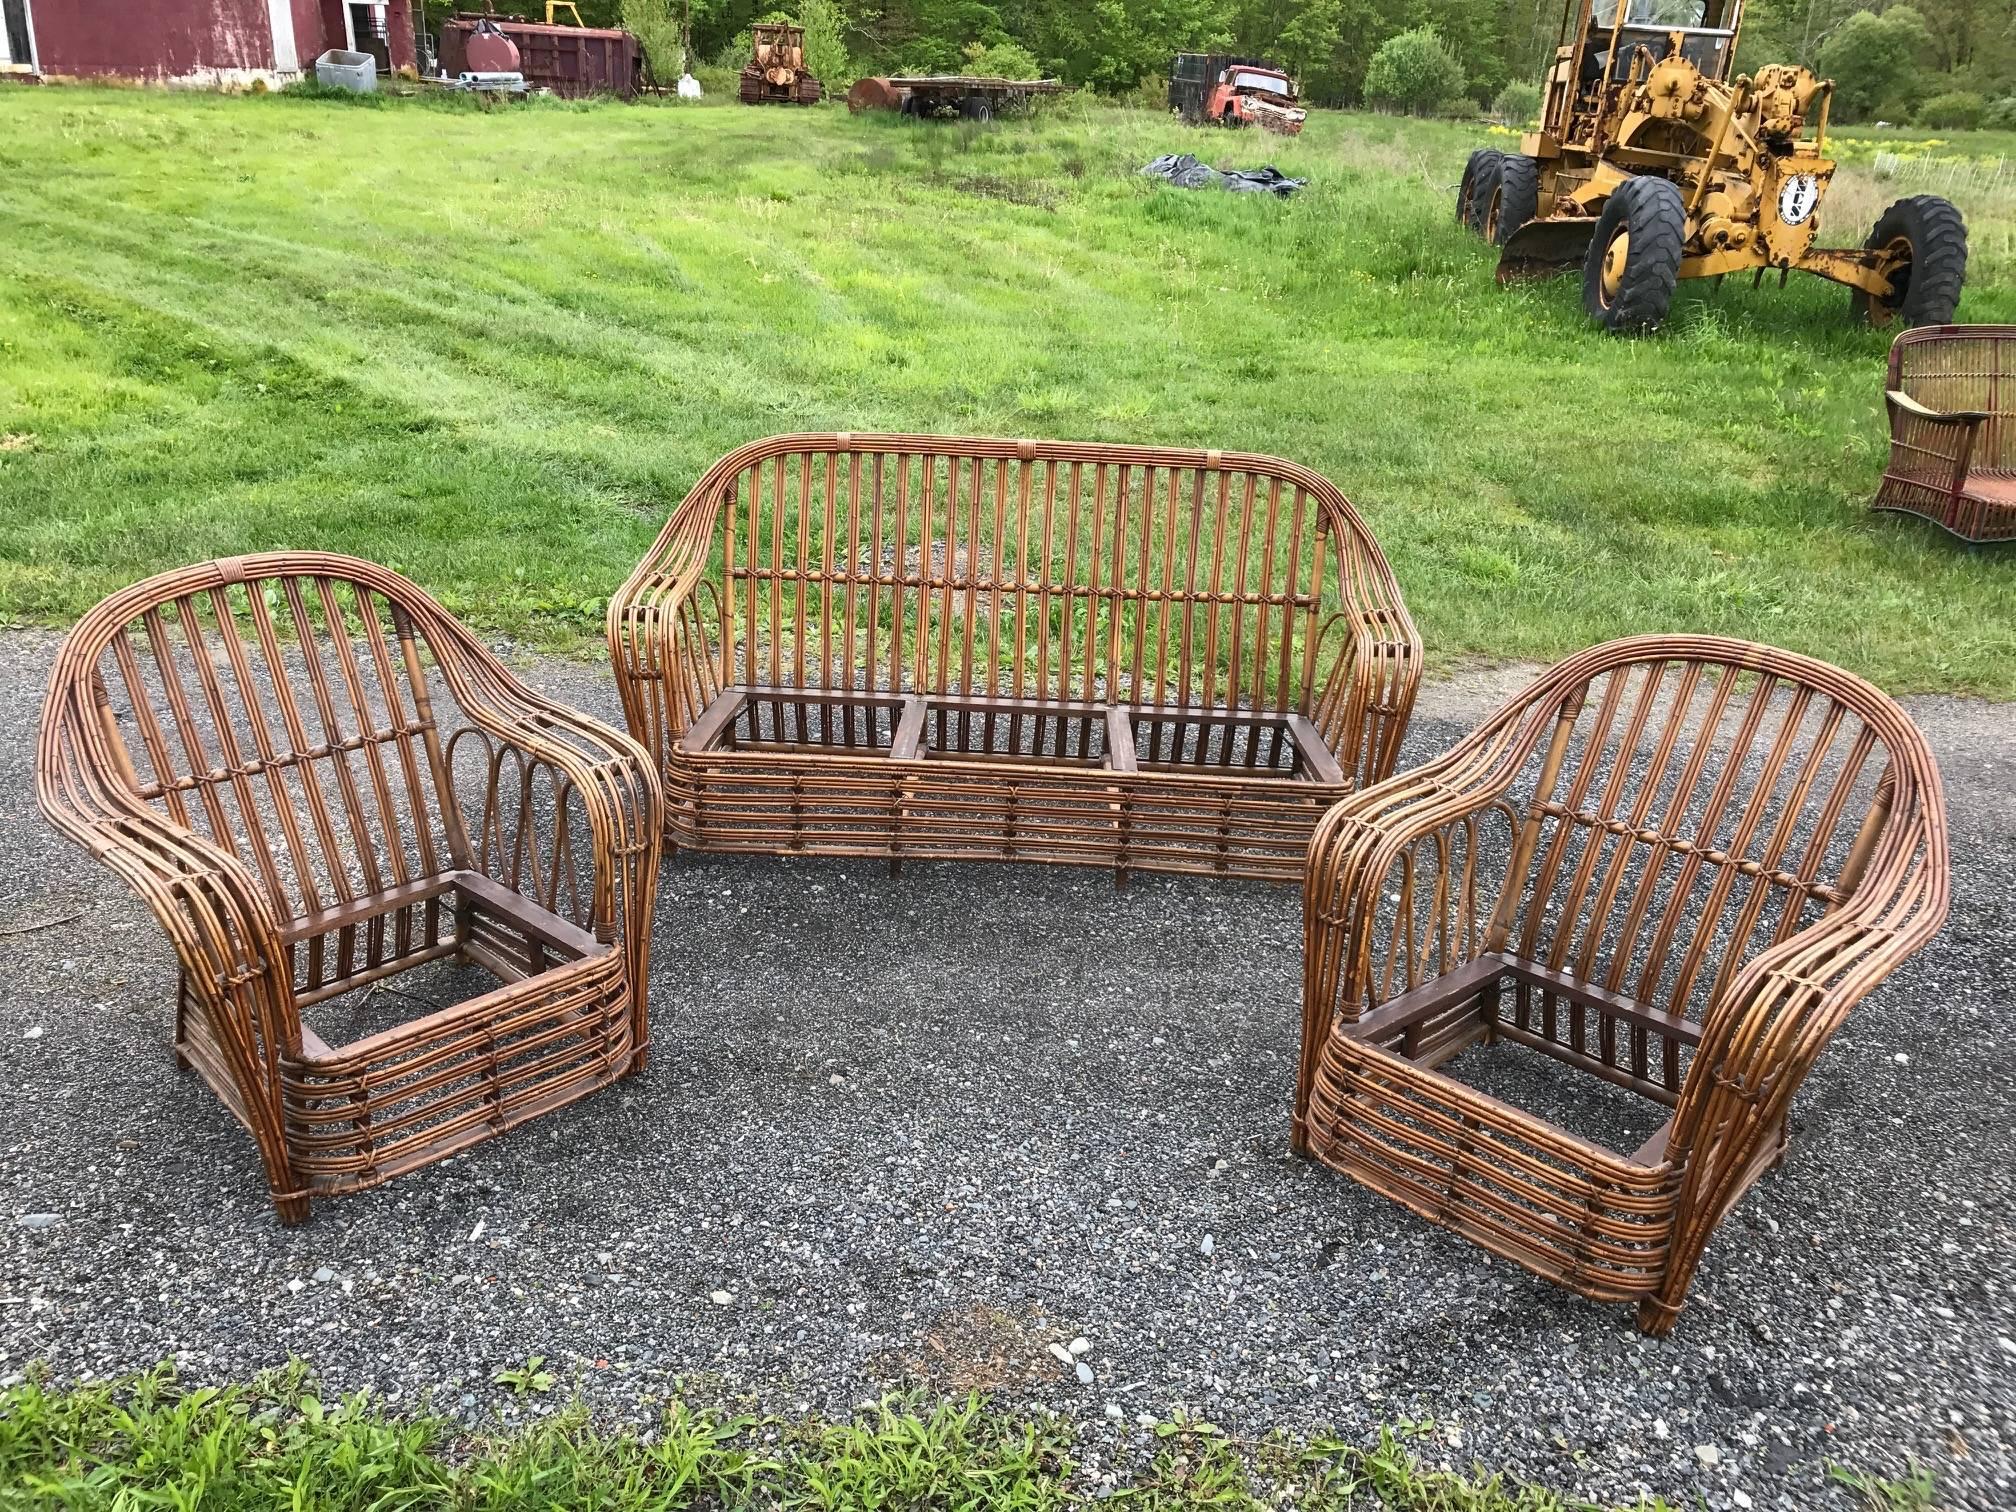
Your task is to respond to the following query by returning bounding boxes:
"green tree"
[1361,23,1465,113]
[1816,5,1933,119]
[799,0,854,83]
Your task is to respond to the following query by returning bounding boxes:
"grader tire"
[1582,176,1685,334]
[1488,154,1541,246]
[1853,195,1968,329]
[1461,150,1502,234]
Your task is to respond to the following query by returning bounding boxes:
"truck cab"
[1169,54,1307,136]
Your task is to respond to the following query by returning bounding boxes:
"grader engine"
[1459,0,1967,333]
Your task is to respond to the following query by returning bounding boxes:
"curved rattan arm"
[607,447,752,773]
[36,686,302,1198]
[1886,391,1990,428]
[410,623,663,1066]
[425,617,663,943]
[1294,689,1567,1136]
[1645,830,1948,1327]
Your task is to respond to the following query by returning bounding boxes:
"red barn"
[1,0,418,86]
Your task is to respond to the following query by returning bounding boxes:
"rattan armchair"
[609,434,1420,882]
[1295,635,1947,1334]
[38,553,662,1223]
[1875,324,2016,543]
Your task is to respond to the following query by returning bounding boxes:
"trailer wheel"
[1488,155,1541,246]
[1462,151,1503,235]
[961,94,992,122]
[1852,195,1968,328]
[1582,176,1685,334]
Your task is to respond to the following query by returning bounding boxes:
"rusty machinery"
[739,21,823,105]
[1461,0,1967,333]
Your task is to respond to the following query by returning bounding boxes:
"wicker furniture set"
[39,339,1961,1333]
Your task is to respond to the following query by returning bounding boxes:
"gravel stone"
[0,633,2010,1509]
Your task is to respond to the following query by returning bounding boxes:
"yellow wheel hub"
[1601,227,1631,302]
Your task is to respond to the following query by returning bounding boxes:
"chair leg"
[1638,1112,1790,1335]
[174,975,193,1070]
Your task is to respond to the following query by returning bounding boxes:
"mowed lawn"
[2,87,2013,693]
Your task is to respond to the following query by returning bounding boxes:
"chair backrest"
[619,433,1414,740]
[1484,636,1945,1031]
[39,554,481,929]
[1891,325,2016,471]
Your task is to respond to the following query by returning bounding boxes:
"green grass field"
[1,87,2012,693]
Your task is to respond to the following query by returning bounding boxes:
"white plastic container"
[315,49,377,93]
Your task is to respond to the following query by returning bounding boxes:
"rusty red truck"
[1168,54,1306,135]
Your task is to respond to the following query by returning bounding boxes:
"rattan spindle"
[38,553,663,1223]
[609,434,1420,881]
[1875,324,2016,543]
[1294,635,1948,1334]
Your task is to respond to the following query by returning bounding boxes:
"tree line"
[489,0,2015,122]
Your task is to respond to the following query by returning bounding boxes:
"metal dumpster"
[436,15,640,98]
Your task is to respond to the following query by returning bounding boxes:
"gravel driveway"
[1,629,2009,1510]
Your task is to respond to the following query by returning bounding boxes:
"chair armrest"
[36,730,299,1132]
[608,475,730,769]
[1887,391,1990,426]
[1664,839,1947,1247]
[426,629,664,947]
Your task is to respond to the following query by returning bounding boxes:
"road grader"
[1460,0,1968,332]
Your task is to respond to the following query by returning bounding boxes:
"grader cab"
[1460,0,1967,332]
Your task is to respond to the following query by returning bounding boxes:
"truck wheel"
[1852,195,1967,328]
[1488,155,1541,246]
[1462,151,1503,235]
[1582,176,1685,334]
[961,94,992,122]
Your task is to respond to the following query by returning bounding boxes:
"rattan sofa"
[609,434,1421,881]
[38,553,662,1223]
[1876,324,2016,543]
[1295,635,1947,1334]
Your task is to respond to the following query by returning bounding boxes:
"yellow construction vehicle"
[1462,0,1968,332]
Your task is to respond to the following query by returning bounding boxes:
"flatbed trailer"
[847,74,1065,120]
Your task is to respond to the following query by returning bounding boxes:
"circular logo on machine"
[1777,173,1820,226]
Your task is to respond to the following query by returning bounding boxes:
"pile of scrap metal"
[437,16,526,93]
[846,74,1066,121]
[1139,153,1306,196]
[740,22,822,105]
[436,8,642,98]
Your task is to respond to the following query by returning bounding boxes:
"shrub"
[1987,96,2016,130]
[620,0,681,77]
[1917,90,1986,129]
[961,39,1043,81]
[1491,79,1543,126]
[1362,27,1466,117]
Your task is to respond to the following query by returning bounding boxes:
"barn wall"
[32,0,294,81]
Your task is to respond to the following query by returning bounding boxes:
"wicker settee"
[609,434,1421,881]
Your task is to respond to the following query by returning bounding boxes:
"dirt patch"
[870,1302,1065,1394]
